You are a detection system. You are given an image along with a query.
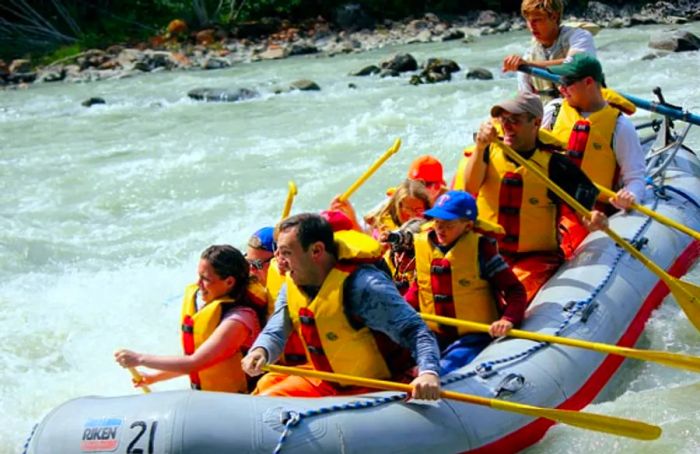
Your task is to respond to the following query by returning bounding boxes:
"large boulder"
[466,68,493,80]
[187,87,259,102]
[290,79,320,91]
[380,53,418,73]
[649,30,700,52]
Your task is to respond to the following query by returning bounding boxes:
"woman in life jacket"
[330,180,432,294]
[114,245,267,393]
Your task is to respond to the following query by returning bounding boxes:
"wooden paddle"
[281,180,297,220]
[128,367,151,394]
[594,183,700,242]
[338,138,401,202]
[420,313,700,373]
[263,364,661,441]
[496,139,700,331]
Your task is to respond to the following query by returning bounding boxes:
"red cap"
[407,155,445,185]
[320,209,354,232]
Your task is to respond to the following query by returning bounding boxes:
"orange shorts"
[253,365,373,397]
[506,252,563,304]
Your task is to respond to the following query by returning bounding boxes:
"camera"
[386,230,413,248]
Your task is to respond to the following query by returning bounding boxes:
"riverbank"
[1,0,699,88]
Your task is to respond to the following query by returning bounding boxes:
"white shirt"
[542,108,646,201]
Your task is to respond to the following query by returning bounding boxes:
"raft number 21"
[127,420,158,454]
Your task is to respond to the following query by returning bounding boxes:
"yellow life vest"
[266,259,285,306]
[180,284,248,393]
[551,101,620,193]
[285,230,391,379]
[453,122,506,192]
[476,136,561,254]
[414,230,498,339]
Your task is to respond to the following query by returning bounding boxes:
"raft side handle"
[580,301,599,323]
[494,373,526,398]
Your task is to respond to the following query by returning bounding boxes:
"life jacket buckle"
[307,345,325,355]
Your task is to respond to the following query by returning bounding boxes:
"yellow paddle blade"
[595,183,700,242]
[263,365,661,441]
[281,180,297,220]
[420,314,700,373]
[338,138,401,202]
[495,140,700,332]
[128,367,151,394]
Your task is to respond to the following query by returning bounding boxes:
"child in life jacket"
[404,191,527,374]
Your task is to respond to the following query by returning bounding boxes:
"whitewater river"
[2,22,700,453]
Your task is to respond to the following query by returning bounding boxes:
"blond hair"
[521,0,564,23]
[364,179,431,230]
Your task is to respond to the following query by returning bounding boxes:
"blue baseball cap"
[424,190,477,221]
[248,226,276,252]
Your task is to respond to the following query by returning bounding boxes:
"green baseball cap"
[549,53,605,85]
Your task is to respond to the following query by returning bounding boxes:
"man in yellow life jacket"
[454,92,607,303]
[403,190,527,375]
[502,0,597,104]
[242,213,441,399]
[543,53,645,257]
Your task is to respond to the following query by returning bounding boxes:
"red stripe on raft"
[466,240,700,454]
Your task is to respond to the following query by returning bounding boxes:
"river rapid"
[2,23,700,453]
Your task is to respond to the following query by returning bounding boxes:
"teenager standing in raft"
[404,191,527,374]
[115,245,266,392]
[242,213,441,399]
[502,0,596,104]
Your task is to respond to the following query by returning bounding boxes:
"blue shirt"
[252,265,440,375]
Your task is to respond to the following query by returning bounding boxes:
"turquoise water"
[1,23,700,453]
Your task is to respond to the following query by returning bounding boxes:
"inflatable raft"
[25,118,700,454]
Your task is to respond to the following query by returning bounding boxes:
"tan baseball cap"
[490,92,544,119]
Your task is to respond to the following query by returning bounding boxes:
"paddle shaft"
[519,65,700,126]
[128,367,151,393]
[338,138,401,202]
[263,364,660,440]
[281,180,297,220]
[595,183,700,242]
[496,139,700,330]
[420,313,700,373]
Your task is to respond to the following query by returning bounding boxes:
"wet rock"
[586,2,617,23]
[82,97,106,107]
[441,28,465,41]
[258,46,289,60]
[289,41,318,56]
[466,68,493,80]
[7,72,37,84]
[380,53,417,73]
[475,10,500,27]
[350,65,380,76]
[641,51,670,61]
[202,57,230,70]
[409,75,423,86]
[38,67,67,82]
[348,83,357,89]
[407,30,432,43]
[380,68,399,78]
[649,30,700,52]
[630,14,659,25]
[290,79,320,91]
[187,87,258,102]
[423,58,460,75]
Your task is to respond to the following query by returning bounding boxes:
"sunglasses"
[245,255,272,270]
[498,114,533,126]
[558,76,584,88]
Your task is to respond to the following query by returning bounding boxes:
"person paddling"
[403,190,527,374]
[115,245,267,392]
[542,54,645,257]
[454,92,607,302]
[242,213,441,399]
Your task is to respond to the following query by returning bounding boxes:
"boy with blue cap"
[404,190,527,374]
